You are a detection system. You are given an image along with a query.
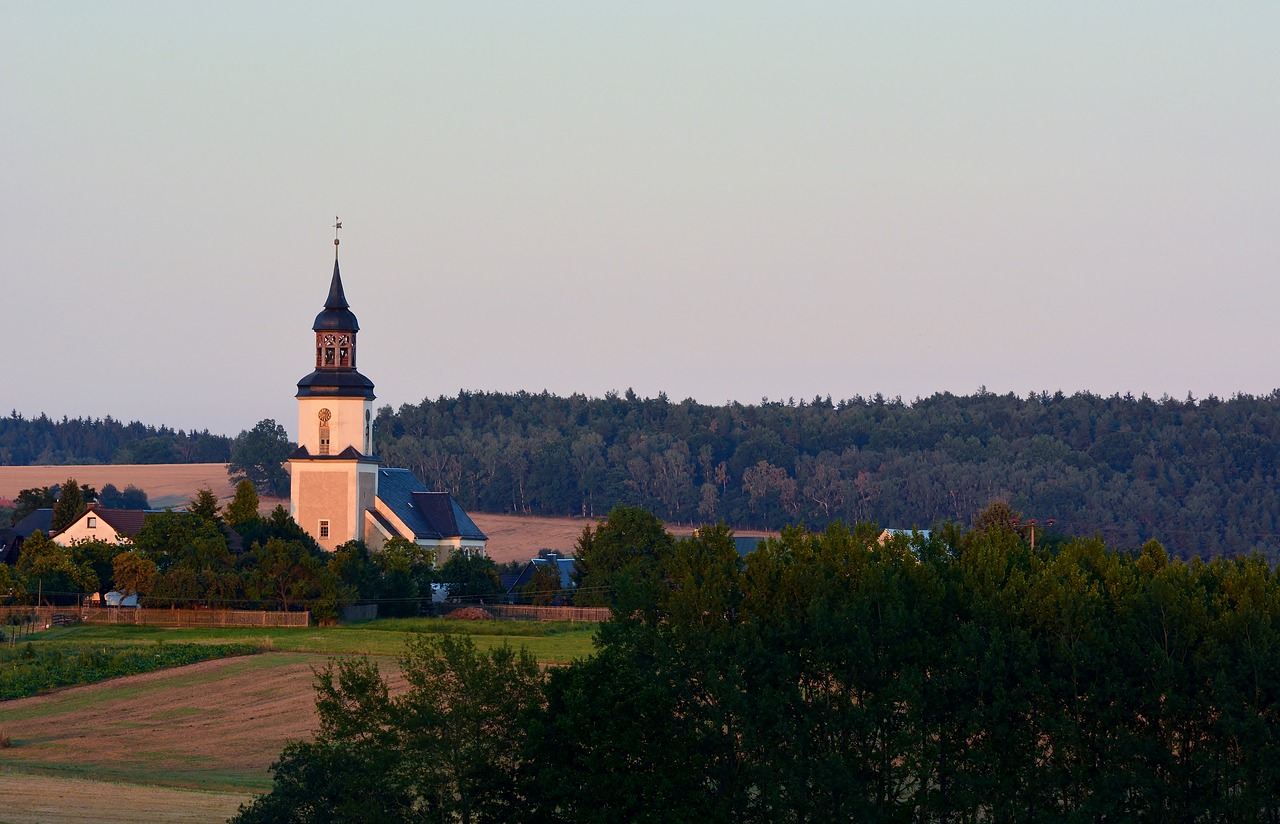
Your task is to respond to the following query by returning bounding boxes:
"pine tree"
[189,487,221,521]
[225,480,260,526]
[51,477,84,532]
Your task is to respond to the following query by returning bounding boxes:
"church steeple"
[312,258,361,334]
[297,234,375,399]
[289,222,381,552]
[325,259,351,310]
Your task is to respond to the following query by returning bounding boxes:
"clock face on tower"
[318,408,332,423]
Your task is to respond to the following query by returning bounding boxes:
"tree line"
[13,386,1280,561]
[0,410,229,465]
[235,505,1280,822]
[373,388,1280,560]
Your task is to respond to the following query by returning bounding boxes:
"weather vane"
[334,216,342,256]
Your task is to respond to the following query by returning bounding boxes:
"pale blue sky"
[3,2,1277,439]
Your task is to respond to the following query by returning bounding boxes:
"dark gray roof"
[313,259,360,332]
[12,508,53,538]
[506,556,578,596]
[376,468,487,542]
[0,528,16,565]
[295,368,376,399]
[289,444,379,462]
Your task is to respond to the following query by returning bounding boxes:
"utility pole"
[1009,518,1055,552]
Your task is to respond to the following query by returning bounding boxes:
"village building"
[288,233,486,561]
[53,505,151,546]
[49,504,244,553]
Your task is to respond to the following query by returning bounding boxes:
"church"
[288,232,487,562]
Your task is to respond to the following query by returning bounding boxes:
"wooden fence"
[0,605,309,629]
[486,604,611,623]
[79,607,310,628]
[0,606,80,629]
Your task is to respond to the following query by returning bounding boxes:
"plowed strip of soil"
[0,774,252,824]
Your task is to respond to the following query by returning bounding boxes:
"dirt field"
[0,649,411,822]
[1,653,333,792]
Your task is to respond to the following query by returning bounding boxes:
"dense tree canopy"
[236,513,1280,822]
[98,483,150,510]
[0,410,229,465]
[571,504,675,611]
[372,388,1280,559]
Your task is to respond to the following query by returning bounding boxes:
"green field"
[21,616,599,664]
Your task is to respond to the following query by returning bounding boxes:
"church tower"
[288,228,379,551]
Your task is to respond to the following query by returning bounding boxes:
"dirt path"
[0,774,252,824]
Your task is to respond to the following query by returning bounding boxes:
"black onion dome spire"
[313,259,361,332]
[297,246,374,400]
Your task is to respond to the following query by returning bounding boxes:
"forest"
[373,389,1280,561]
[234,509,1280,823]
[0,411,229,465]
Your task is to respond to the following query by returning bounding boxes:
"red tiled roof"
[91,507,151,538]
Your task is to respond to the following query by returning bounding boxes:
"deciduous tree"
[229,419,294,498]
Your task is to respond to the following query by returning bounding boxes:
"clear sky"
[3,2,1277,440]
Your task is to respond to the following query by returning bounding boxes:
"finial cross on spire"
[333,216,342,257]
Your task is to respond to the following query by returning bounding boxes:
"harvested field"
[470,511,776,565]
[0,774,253,824]
[0,463,285,512]
[469,512,598,564]
[0,652,386,793]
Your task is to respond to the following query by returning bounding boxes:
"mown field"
[0,618,600,822]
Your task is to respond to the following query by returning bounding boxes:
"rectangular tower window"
[319,520,330,539]
[319,424,330,455]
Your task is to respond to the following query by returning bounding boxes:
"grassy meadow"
[22,616,599,662]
